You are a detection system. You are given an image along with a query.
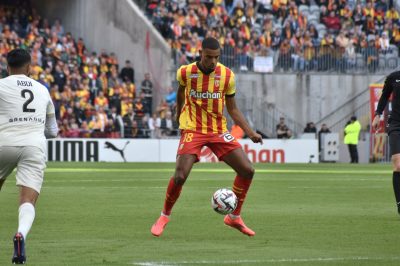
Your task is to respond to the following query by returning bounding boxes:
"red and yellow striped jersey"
[177,62,236,134]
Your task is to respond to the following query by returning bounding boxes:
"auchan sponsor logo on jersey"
[190,89,222,99]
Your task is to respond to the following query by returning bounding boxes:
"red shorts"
[177,130,242,161]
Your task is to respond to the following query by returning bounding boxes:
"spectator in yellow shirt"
[121,97,133,117]
[386,6,400,23]
[94,91,109,110]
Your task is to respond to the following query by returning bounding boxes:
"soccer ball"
[211,188,238,215]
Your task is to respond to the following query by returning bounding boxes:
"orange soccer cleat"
[151,215,170,237]
[224,215,255,236]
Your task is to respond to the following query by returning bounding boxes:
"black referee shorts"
[388,120,400,156]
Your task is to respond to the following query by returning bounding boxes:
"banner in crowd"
[47,139,318,163]
[253,56,273,73]
[369,83,390,160]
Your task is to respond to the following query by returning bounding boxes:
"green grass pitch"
[1,162,400,265]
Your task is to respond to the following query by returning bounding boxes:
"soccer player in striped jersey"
[151,37,263,237]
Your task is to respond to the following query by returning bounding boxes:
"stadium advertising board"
[47,139,318,163]
[369,83,391,160]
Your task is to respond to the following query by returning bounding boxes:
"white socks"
[18,203,35,239]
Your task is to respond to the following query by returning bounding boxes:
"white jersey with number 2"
[0,74,55,151]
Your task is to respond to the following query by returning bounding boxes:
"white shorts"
[0,146,46,193]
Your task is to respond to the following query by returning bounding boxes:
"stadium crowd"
[1,0,388,139]
[0,0,179,139]
[145,0,400,72]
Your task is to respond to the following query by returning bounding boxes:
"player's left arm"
[45,99,59,139]
[226,96,263,144]
[373,74,394,131]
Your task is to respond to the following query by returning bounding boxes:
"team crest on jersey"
[214,79,220,87]
[190,74,199,78]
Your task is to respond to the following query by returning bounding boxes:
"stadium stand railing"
[220,46,397,74]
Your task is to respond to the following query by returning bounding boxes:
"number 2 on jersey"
[21,89,36,113]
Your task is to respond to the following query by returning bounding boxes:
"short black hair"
[202,37,220,50]
[7,49,31,68]
[351,115,357,121]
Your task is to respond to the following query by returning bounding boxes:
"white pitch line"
[45,179,167,182]
[41,186,166,189]
[45,168,392,175]
[288,186,385,189]
[43,178,388,183]
[130,256,400,265]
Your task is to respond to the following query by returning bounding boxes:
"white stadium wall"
[47,139,319,163]
[32,0,171,108]
[235,73,385,128]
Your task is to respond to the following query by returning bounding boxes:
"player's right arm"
[373,74,394,131]
[175,84,185,125]
[175,66,187,125]
[44,99,58,139]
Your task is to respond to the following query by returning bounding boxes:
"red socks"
[162,177,183,216]
[162,175,251,216]
[232,175,252,216]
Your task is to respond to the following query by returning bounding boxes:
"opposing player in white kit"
[0,49,58,264]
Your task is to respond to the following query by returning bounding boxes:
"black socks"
[393,172,400,212]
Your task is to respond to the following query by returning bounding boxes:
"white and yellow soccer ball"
[211,188,238,215]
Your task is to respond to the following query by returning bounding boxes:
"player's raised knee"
[239,166,255,179]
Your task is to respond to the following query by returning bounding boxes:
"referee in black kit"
[372,71,400,214]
